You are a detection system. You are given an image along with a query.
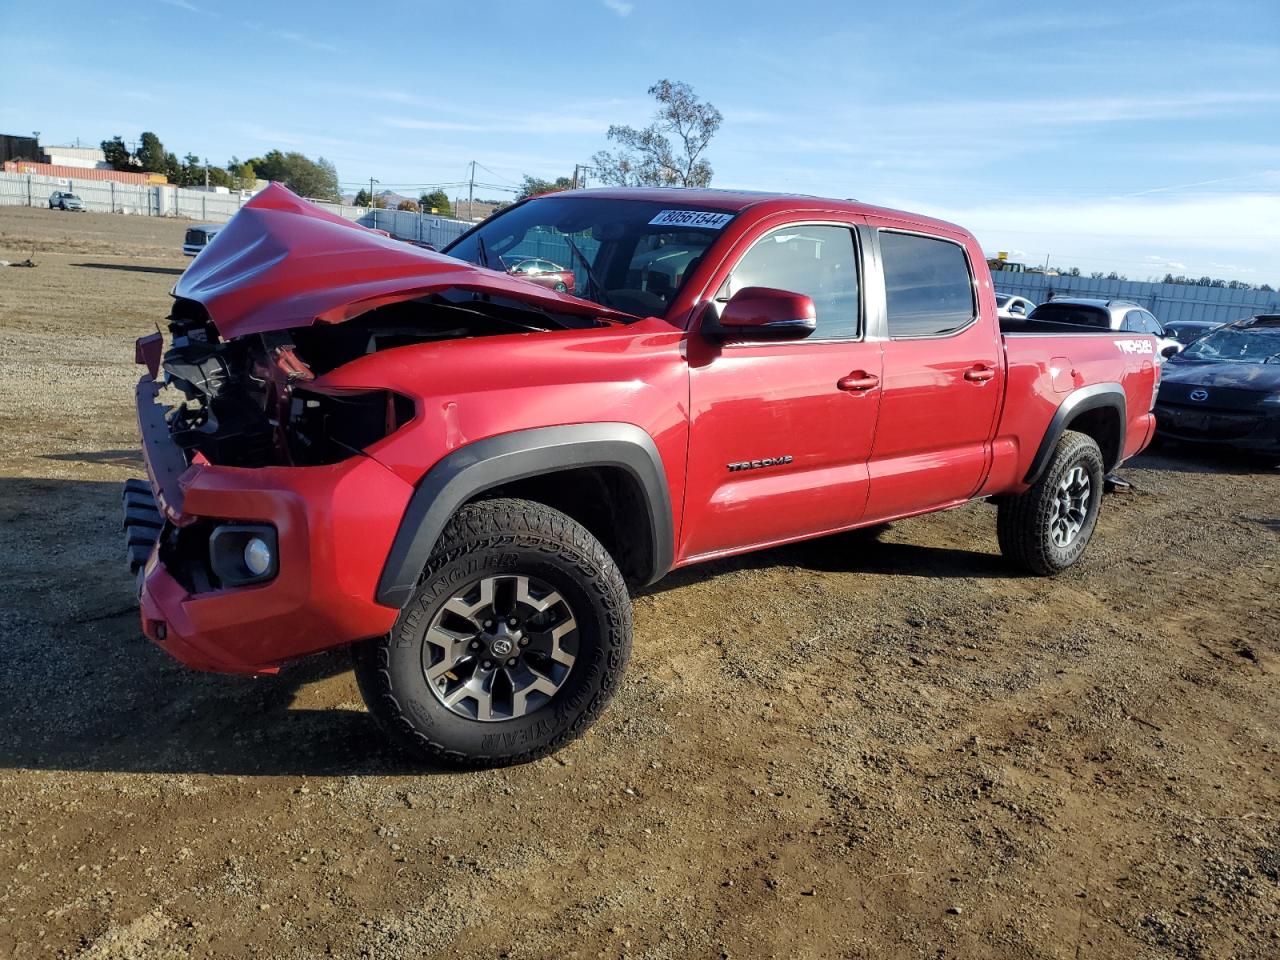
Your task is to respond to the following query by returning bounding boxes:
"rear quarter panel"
[981,333,1159,495]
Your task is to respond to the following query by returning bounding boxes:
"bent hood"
[1161,358,1280,393]
[174,183,634,338]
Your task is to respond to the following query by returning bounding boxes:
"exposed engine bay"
[160,290,605,468]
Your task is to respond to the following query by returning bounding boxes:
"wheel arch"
[376,423,674,608]
[1024,383,1126,484]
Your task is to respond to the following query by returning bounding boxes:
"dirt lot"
[0,205,1276,959]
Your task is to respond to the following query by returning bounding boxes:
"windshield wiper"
[561,234,612,308]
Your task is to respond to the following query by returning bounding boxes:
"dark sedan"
[1154,314,1280,463]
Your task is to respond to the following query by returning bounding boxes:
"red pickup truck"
[126,184,1160,767]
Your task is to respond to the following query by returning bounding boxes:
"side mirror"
[704,286,817,342]
[1160,343,1181,359]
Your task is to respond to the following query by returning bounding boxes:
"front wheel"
[353,498,632,768]
[997,430,1105,575]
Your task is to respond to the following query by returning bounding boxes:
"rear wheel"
[997,430,1105,575]
[353,498,631,768]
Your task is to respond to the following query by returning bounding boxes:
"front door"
[682,220,883,562]
[862,223,1003,521]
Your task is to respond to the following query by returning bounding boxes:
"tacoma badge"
[727,456,794,472]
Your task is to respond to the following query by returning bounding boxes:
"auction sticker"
[648,209,734,229]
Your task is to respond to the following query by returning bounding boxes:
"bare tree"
[592,80,723,188]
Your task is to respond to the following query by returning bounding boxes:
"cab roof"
[554,187,971,237]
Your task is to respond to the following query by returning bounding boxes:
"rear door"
[681,217,882,561]
[861,223,1003,520]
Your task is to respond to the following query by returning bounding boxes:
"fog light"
[208,524,277,586]
[243,537,272,577]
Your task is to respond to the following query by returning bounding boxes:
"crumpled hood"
[174,183,633,338]
[1161,358,1280,393]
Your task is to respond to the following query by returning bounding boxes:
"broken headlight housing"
[285,388,416,466]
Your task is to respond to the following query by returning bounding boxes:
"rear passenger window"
[723,225,860,340]
[880,231,975,338]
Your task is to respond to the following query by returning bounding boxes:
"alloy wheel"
[1049,465,1091,547]
[422,574,578,721]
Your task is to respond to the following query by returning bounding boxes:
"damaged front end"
[126,183,629,675]
[158,298,416,470]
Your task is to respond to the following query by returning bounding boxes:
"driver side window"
[720,225,860,340]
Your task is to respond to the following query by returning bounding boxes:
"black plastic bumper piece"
[123,478,163,591]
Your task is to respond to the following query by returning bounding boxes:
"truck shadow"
[642,527,1010,597]
[0,477,437,778]
[1132,443,1278,476]
[2,474,1007,777]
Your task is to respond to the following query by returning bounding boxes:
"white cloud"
[241,20,338,53]
[158,0,206,13]
[602,0,633,17]
[900,193,1280,281]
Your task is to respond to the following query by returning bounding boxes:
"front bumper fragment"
[130,375,413,675]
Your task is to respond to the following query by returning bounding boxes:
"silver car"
[995,293,1036,320]
[48,191,85,211]
[1028,297,1183,356]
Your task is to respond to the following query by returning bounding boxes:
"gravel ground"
[0,206,1276,959]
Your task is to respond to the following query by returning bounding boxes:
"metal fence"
[992,270,1280,326]
[0,171,473,249]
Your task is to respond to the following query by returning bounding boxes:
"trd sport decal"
[727,455,794,472]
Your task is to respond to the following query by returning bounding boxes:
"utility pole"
[204,157,209,190]
[369,177,379,208]
[467,161,476,222]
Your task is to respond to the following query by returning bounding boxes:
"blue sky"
[3,0,1278,282]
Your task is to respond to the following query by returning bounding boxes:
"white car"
[996,293,1036,320]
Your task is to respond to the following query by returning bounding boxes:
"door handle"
[964,366,996,383]
[837,371,879,392]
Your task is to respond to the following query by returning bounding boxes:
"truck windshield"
[1178,326,1280,364]
[444,196,736,318]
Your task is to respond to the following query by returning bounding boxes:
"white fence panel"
[0,171,475,247]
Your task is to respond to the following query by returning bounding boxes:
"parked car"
[48,191,85,212]
[502,256,575,293]
[1163,320,1220,345]
[182,224,221,257]
[1154,314,1280,462]
[995,293,1035,320]
[125,184,1160,768]
[1027,297,1183,356]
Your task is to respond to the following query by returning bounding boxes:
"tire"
[554,281,568,293]
[997,430,1105,576]
[353,497,632,768]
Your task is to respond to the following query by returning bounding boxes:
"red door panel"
[681,338,882,561]
[862,226,1003,521]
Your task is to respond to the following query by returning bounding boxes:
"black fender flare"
[377,423,675,608]
[1024,382,1127,484]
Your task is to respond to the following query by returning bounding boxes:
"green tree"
[177,152,202,187]
[591,79,722,187]
[207,165,234,189]
[226,157,257,191]
[135,132,168,174]
[245,150,340,200]
[353,189,385,208]
[419,189,454,216]
[101,135,133,170]
[515,175,573,201]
